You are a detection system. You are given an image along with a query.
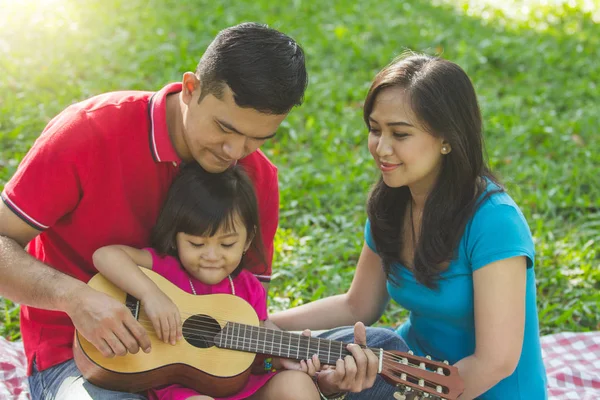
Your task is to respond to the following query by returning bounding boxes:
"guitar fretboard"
[214,322,357,365]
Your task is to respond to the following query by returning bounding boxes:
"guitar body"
[73,269,258,397]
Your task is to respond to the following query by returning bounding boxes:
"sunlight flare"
[435,0,600,27]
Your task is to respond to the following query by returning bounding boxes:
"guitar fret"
[258,329,267,353]
[317,337,321,361]
[279,330,283,357]
[239,324,243,351]
[233,324,237,350]
[225,323,230,349]
[232,324,236,350]
[231,324,236,350]
[255,326,260,353]
[243,324,247,352]
[252,325,256,352]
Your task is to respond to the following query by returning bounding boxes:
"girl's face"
[367,87,447,193]
[175,213,251,285]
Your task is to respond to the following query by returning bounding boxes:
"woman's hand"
[141,288,182,345]
[315,322,379,395]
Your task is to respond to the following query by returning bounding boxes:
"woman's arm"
[270,243,390,331]
[454,256,527,399]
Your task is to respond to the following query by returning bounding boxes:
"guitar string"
[129,316,448,379]
[122,323,445,391]
[102,318,449,394]
[120,299,451,390]
[131,312,442,367]
[136,316,391,360]
[133,315,442,369]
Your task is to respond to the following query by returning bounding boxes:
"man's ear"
[181,72,201,105]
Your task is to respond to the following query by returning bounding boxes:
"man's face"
[180,76,287,173]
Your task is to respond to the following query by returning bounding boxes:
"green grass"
[1,0,598,341]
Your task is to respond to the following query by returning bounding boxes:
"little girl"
[93,163,320,400]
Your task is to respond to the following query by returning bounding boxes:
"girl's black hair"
[150,162,266,276]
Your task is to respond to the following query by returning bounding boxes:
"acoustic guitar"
[73,269,464,399]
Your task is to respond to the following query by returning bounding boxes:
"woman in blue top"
[271,53,547,399]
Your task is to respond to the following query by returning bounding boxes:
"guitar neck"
[214,322,363,365]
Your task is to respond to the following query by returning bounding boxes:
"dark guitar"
[73,269,464,399]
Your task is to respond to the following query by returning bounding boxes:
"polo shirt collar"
[148,82,182,164]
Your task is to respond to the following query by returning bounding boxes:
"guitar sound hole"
[182,314,222,349]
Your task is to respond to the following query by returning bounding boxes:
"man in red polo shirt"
[0,22,387,400]
[0,23,308,399]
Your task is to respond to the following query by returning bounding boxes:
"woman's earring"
[442,146,450,154]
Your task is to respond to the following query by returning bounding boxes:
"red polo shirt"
[1,83,279,375]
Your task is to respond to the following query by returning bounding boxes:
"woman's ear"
[441,139,452,155]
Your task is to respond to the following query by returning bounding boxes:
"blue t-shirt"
[364,185,547,399]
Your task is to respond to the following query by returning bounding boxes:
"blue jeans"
[316,326,409,399]
[28,359,147,400]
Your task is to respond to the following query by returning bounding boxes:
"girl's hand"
[275,329,322,376]
[278,354,322,376]
[141,288,183,345]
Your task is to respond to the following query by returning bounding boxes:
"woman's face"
[367,87,448,193]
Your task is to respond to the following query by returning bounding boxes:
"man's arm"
[0,201,84,310]
[0,201,151,357]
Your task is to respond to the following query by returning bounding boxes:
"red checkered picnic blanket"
[0,337,28,400]
[542,332,600,399]
[1,332,599,399]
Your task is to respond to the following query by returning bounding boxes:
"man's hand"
[316,322,379,395]
[67,286,151,357]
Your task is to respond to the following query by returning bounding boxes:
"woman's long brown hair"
[365,53,501,288]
